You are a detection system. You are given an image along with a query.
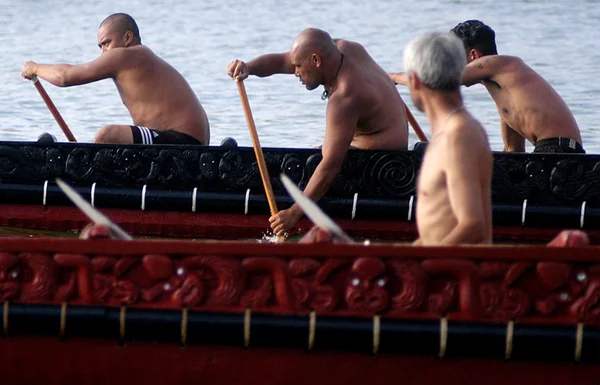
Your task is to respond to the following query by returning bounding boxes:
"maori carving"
[141,254,244,307]
[550,160,600,201]
[478,262,531,321]
[361,152,418,196]
[92,256,140,305]
[0,244,599,324]
[492,157,548,202]
[0,142,599,213]
[345,257,390,313]
[289,258,339,312]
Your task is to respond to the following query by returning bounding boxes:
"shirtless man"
[390,20,583,154]
[227,28,408,237]
[21,13,209,145]
[404,31,492,245]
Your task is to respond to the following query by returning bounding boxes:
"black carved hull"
[0,141,598,233]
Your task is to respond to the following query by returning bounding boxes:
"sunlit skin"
[227,28,409,236]
[389,51,581,152]
[22,17,209,145]
[409,72,492,245]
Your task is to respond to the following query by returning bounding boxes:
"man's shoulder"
[335,39,363,51]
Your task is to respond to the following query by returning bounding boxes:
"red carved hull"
[0,237,598,384]
[1,203,599,244]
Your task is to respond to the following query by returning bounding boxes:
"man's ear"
[124,30,134,46]
[408,72,421,90]
[468,49,481,62]
[311,53,321,67]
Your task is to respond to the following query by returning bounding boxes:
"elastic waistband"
[535,137,584,151]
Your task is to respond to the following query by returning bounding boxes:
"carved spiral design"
[363,153,417,196]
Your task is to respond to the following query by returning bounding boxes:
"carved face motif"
[199,152,219,180]
[0,253,21,300]
[345,257,389,313]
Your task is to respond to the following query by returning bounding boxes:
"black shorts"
[130,126,204,145]
[533,137,585,154]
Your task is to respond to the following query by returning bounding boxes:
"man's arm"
[388,72,408,86]
[293,95,357,207]
[501,119,526,152]
[22,49,125,87]
[228,52,294,80]
[461,56,508,87]
[269,94,358,235]
[438,130,490,245]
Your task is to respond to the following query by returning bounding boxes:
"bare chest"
[417,145,447,197]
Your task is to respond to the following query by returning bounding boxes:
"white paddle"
[280,173,354,244]
[55,178,133,240]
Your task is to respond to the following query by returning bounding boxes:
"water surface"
[1,0,598,152]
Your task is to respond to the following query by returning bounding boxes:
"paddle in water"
[235,78,284,242]
[280,173,354,244]
[55,178,132,240]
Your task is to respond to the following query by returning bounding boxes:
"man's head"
[450,20,497,63]
[403,31,466,111]
[290,28,338,91]
[97,13,141,53]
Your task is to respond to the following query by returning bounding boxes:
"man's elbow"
[457,219,488,243]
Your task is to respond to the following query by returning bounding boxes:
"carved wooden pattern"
[1,143,599,205]
[1,245,598,325]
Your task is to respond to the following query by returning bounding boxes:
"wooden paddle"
[31,76,77,142]
[235,78,284,241]
[404,102,428,142]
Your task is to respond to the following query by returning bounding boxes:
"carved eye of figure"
[10,270,18,279]
[351,278,360,287]
[163,283,172,291]
[576,272,587,282]
[376,277,386,287]
[177,267,185,276]
[559,292,569,301]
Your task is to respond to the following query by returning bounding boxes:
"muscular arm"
[228,52,294,79]
[287,95,358,216]
[247,52,295,77]
[23,49,125,87]
[461,56,506,87]
[388,72,408,86]
[439,131,489,245]
[501,119,526,152]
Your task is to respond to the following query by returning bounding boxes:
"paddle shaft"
[404,102,428,143]
[235,79,281,217]
[32,76,77,142]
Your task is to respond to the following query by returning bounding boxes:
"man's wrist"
[290,203,304,219]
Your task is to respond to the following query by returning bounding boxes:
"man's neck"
[323,51,344,93]
[420,90,464,136]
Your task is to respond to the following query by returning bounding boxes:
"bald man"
[228,28,409,237]
[22,13,209,145]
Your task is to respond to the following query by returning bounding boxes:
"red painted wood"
[0,336,597,385]
[1,203,598,243]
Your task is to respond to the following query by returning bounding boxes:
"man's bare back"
[110,45,209,143]
[21,13,209,145]
[463,55,581,149]
[332,40,408,150]
[416,112,492,245]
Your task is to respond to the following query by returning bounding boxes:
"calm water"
[1,0,599,152]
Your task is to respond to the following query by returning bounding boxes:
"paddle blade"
[55,178,132,240]
[280,174,353,244]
